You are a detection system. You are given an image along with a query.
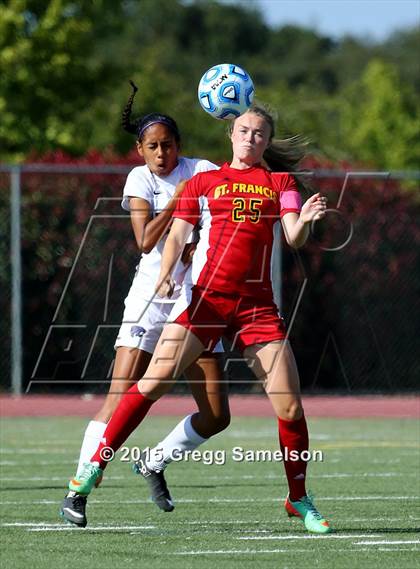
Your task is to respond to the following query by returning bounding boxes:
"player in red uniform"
[68,104,331,534]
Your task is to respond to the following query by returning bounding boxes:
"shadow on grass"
[169,482,280,489]
[332,527,420,534]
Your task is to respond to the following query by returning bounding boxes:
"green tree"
[86,0,270,156]
[0,0,122,161]
[380,27,420,93]
[1,0,419,167]
[263,25,338,93]
[339,59,420,169]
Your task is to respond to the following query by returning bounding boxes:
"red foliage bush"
[1,151,418,392]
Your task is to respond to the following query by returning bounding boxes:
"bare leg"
[94,347,152,423]
[88,324,205,471]
[244,340,308,501]
[185,355,230,438]
[137,324,205,399]
[74,347,152,475]
[244,340,302,420]
[142,352,230,477]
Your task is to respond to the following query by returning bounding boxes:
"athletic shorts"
[115,297,175,353]
[169,286,287,352]
[115,294,224,354]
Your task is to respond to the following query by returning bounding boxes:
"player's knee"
[194,411,231,437]
[208,411,231,435]
[95,394,123,422]
[279,400,303,421]
[214,412,231,433]
[137,378,167,401]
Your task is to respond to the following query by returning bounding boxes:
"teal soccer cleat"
[285,493,332,534]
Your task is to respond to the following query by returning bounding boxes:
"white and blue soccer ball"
[198,63,255,120]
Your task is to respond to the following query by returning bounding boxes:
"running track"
[0,395,418,418]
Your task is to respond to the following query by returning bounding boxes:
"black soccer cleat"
[60,491,88,527]
[132,451,174,512]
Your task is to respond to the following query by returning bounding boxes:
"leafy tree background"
[1,0,419,169]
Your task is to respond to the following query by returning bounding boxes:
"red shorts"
[170,286,287,352]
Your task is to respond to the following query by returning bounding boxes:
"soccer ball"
[198,63,255,120]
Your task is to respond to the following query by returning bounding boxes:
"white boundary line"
[170,546,420,555]
[27,526,155,532]
[0,475,124,482]
[355,540,420,545]
[0,495,419,506]
[2,516,419,523]
[2,522,156,531]
[2,472,415,482]
[237,534,382,540]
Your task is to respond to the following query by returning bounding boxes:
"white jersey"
[122,157,218,302]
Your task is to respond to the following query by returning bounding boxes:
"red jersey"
[173,163,301,298]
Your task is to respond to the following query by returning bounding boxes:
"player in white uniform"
[60,82,230,527]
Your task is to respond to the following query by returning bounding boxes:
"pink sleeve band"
[281,190,302,211]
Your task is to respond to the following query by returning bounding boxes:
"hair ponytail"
[263,135,308,173]
[121,80,140,135]
[121,80,181,143]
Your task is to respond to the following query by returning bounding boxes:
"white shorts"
[115,294,223,354]
[115,297,174,353]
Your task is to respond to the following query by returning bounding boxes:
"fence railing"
[1,164,419,395]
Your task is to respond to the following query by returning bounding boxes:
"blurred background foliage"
[1,159,419,392]
[1,0,419,169]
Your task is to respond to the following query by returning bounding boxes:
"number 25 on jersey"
[232,198,263,224]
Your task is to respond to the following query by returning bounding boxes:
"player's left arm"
[281,192,327,248]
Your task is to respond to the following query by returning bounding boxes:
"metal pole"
[272,222,282,314]
[11,166,22,395]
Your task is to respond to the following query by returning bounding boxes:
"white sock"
[146,414,207,472]
[76,420,107,476]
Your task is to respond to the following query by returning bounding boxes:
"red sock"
[91,385,154,469]
[278,415,309,501]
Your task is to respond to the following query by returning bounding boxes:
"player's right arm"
[129,181,186,253]
[156,175,202,297]
[155,218,194,297]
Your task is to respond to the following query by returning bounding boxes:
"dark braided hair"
[122,80,181,143]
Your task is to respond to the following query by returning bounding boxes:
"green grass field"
[1,416,419,569]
